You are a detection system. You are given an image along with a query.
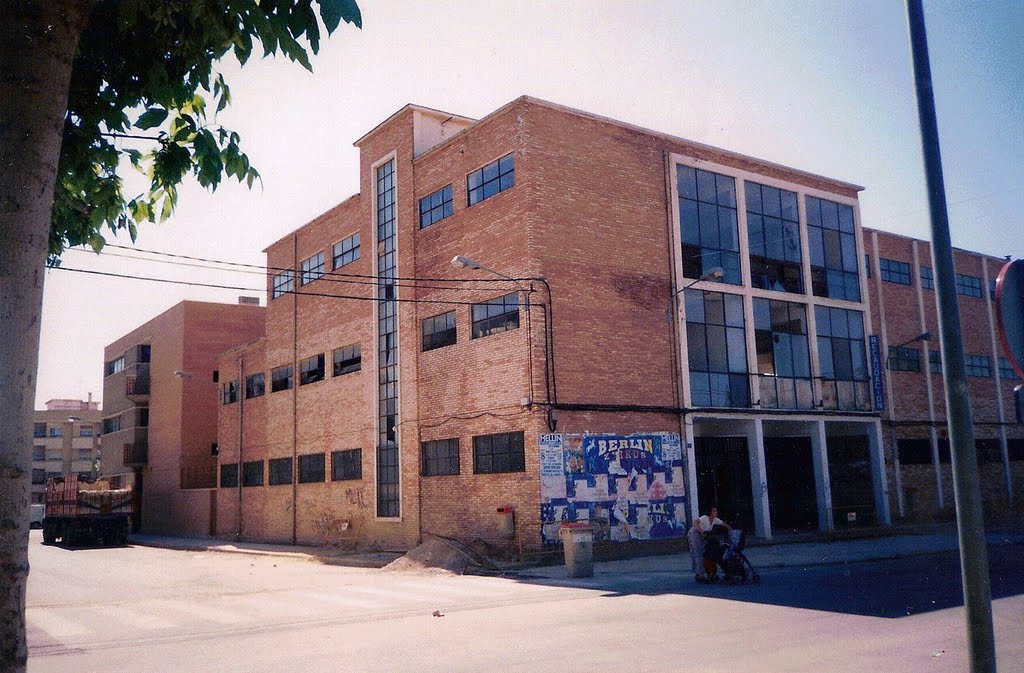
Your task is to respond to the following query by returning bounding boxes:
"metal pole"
[905,2,996,671]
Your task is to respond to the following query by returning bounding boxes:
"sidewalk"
[129,529,1024,576]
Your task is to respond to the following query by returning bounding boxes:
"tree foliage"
[52,0,361,262]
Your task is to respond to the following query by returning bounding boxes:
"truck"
[42,473,134,547]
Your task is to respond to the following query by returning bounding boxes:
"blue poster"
[869,335,885,411]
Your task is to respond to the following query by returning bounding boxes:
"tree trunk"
[0,3,92,671]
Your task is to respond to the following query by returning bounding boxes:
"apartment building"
[864,230,1023,522]
[102,300,264,533]
[214,96,907,552]
[31,398,102,505]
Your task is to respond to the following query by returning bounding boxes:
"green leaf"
[136,107,169,130]
[319,0,361,32]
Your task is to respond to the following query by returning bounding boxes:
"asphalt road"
[25,531,1024,673]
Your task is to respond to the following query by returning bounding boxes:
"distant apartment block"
[31,397,102,505]
[102,300,264,534]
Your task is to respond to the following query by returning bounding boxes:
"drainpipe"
[292,233,299,546]
[237,354,244,538]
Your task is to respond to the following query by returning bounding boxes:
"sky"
[36,0,1024,408]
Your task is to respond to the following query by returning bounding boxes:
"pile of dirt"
[383,535,487,574]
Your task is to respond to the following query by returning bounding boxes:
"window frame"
[245,372,265,399]
[220,463,239,488]
[332,344,361,376]
[887,345,921,372]
[920,265,934,290]
[222,380,239,404]
[878,258,912,285]
[271,365,294,392]
[467,154,515,206]
[677,164,741,286]
[271,270,294,300]
[298,453,326,483]
[422,310,457,351]
[300,251,325,286]
[332,232,361,270]
[331,448,362,481]
[685,289,750,409]
[471,293,520,339]
[299,353,325,385]
[806,195,861,302]
[242,460,264,487]
[268,457,293,486]
[964,354,992,378]
[955,273,983,298]
[472,432,525,475]
[421,438,460,477]
[745,180,803,294]
[419,184,454,228]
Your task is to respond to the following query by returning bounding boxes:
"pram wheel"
[752,573,761,583]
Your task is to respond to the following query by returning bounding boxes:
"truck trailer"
[42,473,134,547]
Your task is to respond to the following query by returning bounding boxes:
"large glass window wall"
[815,306,871,411]
[746,182,803,293]
[806,196,860,301]
[753,298,813,409]
[677,165,741,285]
[685,289,749,408]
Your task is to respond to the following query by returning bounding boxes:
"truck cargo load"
[42,473,134,547]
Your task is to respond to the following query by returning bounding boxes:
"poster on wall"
[539,433,687,546]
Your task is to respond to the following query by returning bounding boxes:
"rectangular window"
[865,254,872,278]
[685,289,749,408]
[468,154,514,206]
[271,270,294,299]
[79,426,93,437]
[815,306,871,411]
[422,311,457,351]
[422,438,460,477]
[956,273,983,298]
[102,416,122,434]
[964,354,992,378]
[271,365,293,392]
[332,232,361,269]
[920,265,934,290]
[32,446,45,461]
[897,439,933,465]
[331,448,362,481]
[78,447,92,460]
[299,354,325,385]
[298,453,326,483]
[806,195,860,301]
[46,448,61,461]
[220,463,239,488]
[419,185,453,228]
[752,298,812,409]
[138,408,149,427]
[930,350,943,374]
[269,457,293,485]
[887,346,921,372]
[677,165,740,285]
[471,293,520,338]
[242,460,263,487]
[137,344,151,363]
[105,356,125,376]
[746,181,802,293]
[32,468,46,485]
[245,372,265,398]
[1000,357,1020,381]
[300,251,325,285]
[48,426,62,437]
[333,344,362,376]
[473,432,525,474]
[222,380,239,404]
[879,258,912,285]
[33,423,46,438]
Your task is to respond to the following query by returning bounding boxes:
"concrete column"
[868,419,892,525]
[999,426,1012,507]
[929,425,944,510]
[745,418,771,540]
[683,419,699,524]
[810,420,834,532]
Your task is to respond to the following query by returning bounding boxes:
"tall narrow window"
[806,196,860,301]
[753,298,812,409]
[685,290,749,408]
[376,159,400,518]
[677,165,740,285]
[746,181,802,293]
[815,306,870,411]
[221,380,238,404]
[920,265,934,290]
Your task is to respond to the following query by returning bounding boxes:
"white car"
[29,504,45,529]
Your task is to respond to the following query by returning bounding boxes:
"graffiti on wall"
[539,433,687,546]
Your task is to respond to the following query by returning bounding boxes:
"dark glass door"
[764,437,818,531]
[695,436,755,532]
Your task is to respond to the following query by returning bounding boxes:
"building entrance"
[694,436,754,532]
[827,435,875,527]
[764,437,818,531]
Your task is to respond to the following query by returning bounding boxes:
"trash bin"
[559,522,594,578]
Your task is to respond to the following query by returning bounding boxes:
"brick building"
[31,398,102,505]
[213,96,919,552]
[864,230,1023,522]
[102,300,264,534]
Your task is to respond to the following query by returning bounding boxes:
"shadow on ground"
[509,543,1024,619]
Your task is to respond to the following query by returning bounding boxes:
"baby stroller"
[698,525,760,584]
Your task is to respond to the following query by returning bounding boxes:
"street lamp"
[892,332,931,349]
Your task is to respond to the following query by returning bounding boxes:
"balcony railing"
[125,364,150,399]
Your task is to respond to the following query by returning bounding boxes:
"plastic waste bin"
[559,522,594,578]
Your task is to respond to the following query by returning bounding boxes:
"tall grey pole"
[905,2,996,671]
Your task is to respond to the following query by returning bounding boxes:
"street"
[26,531,1024,673]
